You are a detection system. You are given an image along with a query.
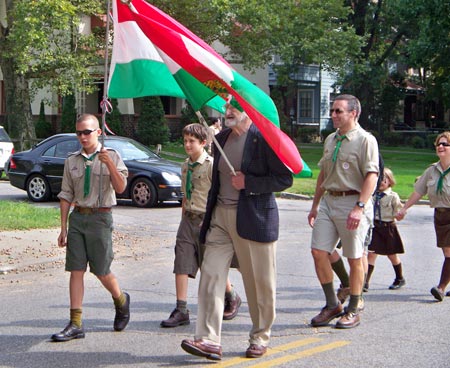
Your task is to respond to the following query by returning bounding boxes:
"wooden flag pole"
[195,111,236,176]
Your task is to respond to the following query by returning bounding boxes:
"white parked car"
[0,126,14,177]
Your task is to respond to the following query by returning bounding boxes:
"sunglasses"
[75,129,97,136]
[330,108,349,115]
[436,142,450,147]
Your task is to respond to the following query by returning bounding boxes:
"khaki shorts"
[311,194,372,259]
[174,213,204,278]
[66,211,114,276]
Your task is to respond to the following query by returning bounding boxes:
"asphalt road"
[0,182,448,367]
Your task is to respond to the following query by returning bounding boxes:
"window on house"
[298,90,313,118]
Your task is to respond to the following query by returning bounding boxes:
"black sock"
[393,263,403,280]
[366,264,375,284]
[438,257,450,289]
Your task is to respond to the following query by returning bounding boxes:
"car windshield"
[0,127,12,142]
[105,139,160,161]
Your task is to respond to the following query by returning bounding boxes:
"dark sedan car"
[8,134,183,208]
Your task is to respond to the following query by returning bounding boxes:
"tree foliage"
[0,0,103,148]
[397,0,450,106]
[5,0,103,97]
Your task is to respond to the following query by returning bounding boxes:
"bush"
[297,128,319,143]
[60,93,76,133]
[411,136,425,149]
[382,131,403,146]
[320,129,334,140]
[136,96,170,146]
[35,100,52,138]
[106,99,124,136]
[426,134,438,149]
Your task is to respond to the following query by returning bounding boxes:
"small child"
[365,168,406,291]
[160,123,240,327]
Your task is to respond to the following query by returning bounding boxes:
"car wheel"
[26,174,52,202]
[130,178,157,208]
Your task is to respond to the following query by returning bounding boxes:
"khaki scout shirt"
[415,162,450,208]
[319,124,379,192]
[58,144,128,208]
[181,150,212,214]
[373,187,403,221]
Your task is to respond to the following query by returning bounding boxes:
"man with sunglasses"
[51,114,130,342]
[307,94,379,329]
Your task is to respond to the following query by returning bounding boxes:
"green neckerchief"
[436,165,450,195]
[185,161,200,200]
[332,134,347,162]
[83,152,98,197]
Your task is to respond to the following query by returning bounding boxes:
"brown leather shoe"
[223,293,242,320]
[246,344,267,358]
[181,339,222,361]
[335,312,360,329]
[311,303,343,327]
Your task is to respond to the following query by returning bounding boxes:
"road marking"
[200,337,349,367]
[248,340,350,367]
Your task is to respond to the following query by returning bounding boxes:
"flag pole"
[195,111,236,176]
[98,0,113,207]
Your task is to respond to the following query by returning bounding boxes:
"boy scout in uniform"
[161,123,240,328]
[307,94,379,329]
[51,114,130,342]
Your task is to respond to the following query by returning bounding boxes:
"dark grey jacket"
[200,123,293,243]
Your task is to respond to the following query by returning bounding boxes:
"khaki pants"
[195,205,277,346]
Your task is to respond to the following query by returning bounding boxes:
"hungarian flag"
[112,0,303,174]
[108,0,225,112]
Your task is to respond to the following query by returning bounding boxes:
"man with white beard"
[181,98,293,360]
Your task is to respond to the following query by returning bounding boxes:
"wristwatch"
[356,201,365,209]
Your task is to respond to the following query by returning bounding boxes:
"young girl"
[365,168,406,291]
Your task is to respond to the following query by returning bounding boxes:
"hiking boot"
[160,308,190,327]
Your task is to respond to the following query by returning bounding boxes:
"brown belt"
[74,207,112,214]
[327,190,360,197]
[184,211,204,220]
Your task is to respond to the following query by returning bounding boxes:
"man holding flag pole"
[180,98,293,360]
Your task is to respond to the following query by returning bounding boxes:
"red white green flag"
[112,0,303,174]
[108,0,226,112]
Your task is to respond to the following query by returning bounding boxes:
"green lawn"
[292,144,436,199]
[160,142,437,200]
[0,201,60,231]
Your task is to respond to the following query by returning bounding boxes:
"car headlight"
[161,171,182,185]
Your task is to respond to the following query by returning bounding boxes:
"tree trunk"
[0,55,36,151]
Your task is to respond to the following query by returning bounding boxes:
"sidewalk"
[0,227,143,283]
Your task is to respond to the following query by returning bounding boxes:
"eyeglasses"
[330,108,349,115]
[75,129,97,136]
[436,142,450,147]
